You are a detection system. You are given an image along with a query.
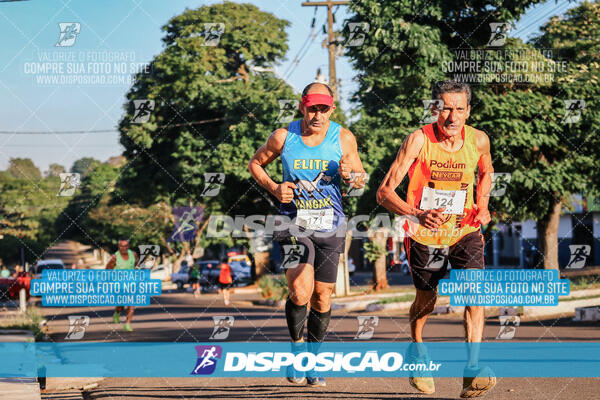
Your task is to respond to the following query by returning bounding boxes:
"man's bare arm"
[474,129,494,224]
[106,255,116,270]
[377,130,446,230]
[248,129,297,203]
[376,130,424,215]
[339,128,366,188]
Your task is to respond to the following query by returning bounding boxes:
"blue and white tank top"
[280,120,345,232]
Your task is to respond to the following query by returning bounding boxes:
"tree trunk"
[537,199,562,269]
[253,251,270,280]
[371,229,389,291]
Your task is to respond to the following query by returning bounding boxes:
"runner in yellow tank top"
[377,81,496,398]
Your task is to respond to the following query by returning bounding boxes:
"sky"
[0,0,582,173]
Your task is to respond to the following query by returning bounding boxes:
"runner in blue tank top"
[249,83,366,387]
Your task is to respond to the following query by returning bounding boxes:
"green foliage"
[46,163,66,177]
[376,293,415,304]
[0,306,45,341]
[70,157,100,177]
[345,0,599,231]
[116,2,295,222]
[257,274,288,301]
[0,170,70,263]
[363,240,386,262]
[7,158,41,180]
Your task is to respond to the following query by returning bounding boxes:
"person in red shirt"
[218,258,233,306]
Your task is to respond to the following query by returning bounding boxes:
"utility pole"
[301,0,349,102]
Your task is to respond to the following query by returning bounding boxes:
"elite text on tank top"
[404,123,481,246]
[279,120,345,232]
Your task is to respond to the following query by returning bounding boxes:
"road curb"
[0,330,40,400]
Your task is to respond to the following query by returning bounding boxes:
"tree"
[345,0,596,270]
[0,171,70,264]
[7,158,42,180]
[46,163,66,177]
[471,2,600,268]
[70,157,100,177]
[114,2,302,258]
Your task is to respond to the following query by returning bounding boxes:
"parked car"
[32,259,65,278]
[229,260,252,286]
[171,264,190,290]
[348,257,356,276]
[139,264,170,281]
[196,260,220,286]
[228,253,251,265]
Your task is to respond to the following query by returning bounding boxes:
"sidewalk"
[0,330,40,400]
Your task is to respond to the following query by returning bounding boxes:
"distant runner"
[106,239,139,332]
[218,258,233,306]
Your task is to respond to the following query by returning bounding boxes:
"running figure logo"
[354,316,379,340]
[276,100,299,124]
[566,245,591,269]
[191,345,222,375]
[488,173,512,197]
[209,316,234,340]
[487,22,511,47]
[561,100,585,124]
[137,245,160,268]
[200,23,225,46]
[345,172,369,197]
[496,315,520,340]
[132,100,155,124]
[65,315,89,340]
[425,246,448,270]
[57,173,81,196]
[344,22,370,47]
[281,240,307,269]
[169,206,203,242]
[56,23,80,47]
[420,100,444,124]
[201,173,225,197]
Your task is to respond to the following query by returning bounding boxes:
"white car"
[149,264,170,281]
[33,259,65,278]
[348,257,356,275]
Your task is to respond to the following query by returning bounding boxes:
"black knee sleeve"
[307,308,331,343]
[285,298,308,341]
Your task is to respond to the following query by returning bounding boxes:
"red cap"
[301,93,334,107]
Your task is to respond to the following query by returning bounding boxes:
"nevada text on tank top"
[404,123,480,246]
[280,120,345,232]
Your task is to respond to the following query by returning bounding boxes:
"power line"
[0,117,223,135]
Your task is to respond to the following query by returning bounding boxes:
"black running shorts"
[274,226,344,284]
[404,231,485,291]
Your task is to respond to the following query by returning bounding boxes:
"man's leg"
[410,288,437,342]
[449,233,496,398]
[464,304,484,366]
[125,306,134,324]
[405,238,447,395]
[285,261,314,384]
[285,262,314,341]
[113,306,123,324]
[307,281,334,341]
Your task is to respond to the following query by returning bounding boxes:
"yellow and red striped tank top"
[404,123,480,246]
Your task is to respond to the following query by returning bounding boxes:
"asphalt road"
[39,290,600,400]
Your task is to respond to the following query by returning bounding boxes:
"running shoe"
[460,366,496,398]
[306,376,326,387]
[406,342,435,394]
[123,323,133,332]
[112,311,120,324]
